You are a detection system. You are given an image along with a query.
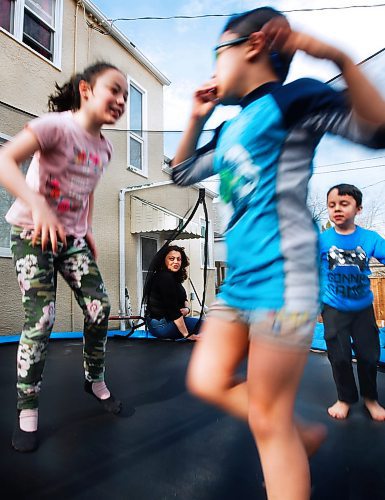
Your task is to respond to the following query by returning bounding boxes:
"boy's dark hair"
[222,7,292,82]
[48,62,121,112]
[327,184,363,207]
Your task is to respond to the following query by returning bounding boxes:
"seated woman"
[144,245,201,340]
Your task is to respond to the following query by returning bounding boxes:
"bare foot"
[296,420,327,457]
[187,334,200,341]
[328,400,350,419]
[364,399,385,421]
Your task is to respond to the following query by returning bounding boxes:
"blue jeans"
[147,316,201,340]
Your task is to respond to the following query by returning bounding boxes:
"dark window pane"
[141,238,157,289]
[0,0,14,32]
[130,85,142,137]
[130,137,142,170]
[23,10,53,60]
[141,238,157,272]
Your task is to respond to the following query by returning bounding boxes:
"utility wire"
[362,178,385,189]
[105,3,385,23]
[313,163,385,175]
[315,155,385,169]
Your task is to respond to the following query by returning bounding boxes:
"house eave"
[81,0,171,86]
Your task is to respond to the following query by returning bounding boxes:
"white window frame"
[0,0,63,67]
[137,234,160,311]
[199,217,214,269]
[0,132,33,257]
[0,133,13,257]
[127,77,148,177]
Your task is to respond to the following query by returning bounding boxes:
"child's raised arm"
[263,18,385,125]
[0,128,66,251]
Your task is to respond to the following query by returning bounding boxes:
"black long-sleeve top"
[147,270,187,321]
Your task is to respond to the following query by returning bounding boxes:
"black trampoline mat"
[1,339,385,500]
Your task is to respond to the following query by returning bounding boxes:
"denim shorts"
[207,300,317,349]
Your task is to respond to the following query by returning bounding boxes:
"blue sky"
[91,1,385,225]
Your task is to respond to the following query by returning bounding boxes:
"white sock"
[19,409,38,432]
[92,381,111,400]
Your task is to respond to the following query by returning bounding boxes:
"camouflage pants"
[11,226,111,410]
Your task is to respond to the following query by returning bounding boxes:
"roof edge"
[82,0,170,86]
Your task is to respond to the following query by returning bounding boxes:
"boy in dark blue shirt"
[320,184,385,421]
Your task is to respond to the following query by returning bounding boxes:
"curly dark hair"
[142,244,190,311]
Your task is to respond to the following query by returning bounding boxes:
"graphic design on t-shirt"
[219,144,260,215]
[325,245,368,301]
[45,176,74,213]
[327,245,367,271]
[74,147,103,173]
[67,146,105,201]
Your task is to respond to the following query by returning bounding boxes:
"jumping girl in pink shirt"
[0,62,128,452]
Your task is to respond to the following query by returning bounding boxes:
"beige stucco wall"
[0,0,215,336]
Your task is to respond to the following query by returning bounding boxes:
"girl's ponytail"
[48,74,82,112]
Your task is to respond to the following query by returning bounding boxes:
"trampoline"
[1,337,385,500]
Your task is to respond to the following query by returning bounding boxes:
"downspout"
[118,181,173,331]
[119,189,127,331]
[74,1,79,73]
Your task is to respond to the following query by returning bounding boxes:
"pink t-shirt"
[6,111,113,237]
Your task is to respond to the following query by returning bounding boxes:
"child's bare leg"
[187,318,325,457]
[247,339,311,500]
[364,399,385,421]
[295,418,327,457]
[186,317,250,419]
[328,400,350,419]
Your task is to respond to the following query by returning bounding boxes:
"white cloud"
[164,80,196,131]
[178,0,207,17]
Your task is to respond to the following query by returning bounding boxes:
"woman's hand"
[180,307,190,317]
[174,315,190,337]
[31,194,66,252]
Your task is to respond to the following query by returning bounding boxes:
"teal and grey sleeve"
[171,150,215,186]
[171,122,225,186]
